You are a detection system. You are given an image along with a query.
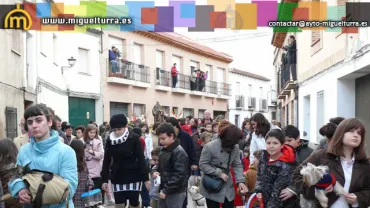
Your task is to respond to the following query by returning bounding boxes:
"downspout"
[99,25,104,122]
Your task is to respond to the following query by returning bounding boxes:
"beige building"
[0,29,36,139]
[101,31,233,124]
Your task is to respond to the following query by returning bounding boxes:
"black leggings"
[206,198,234,208]
[92,177,105,203]
[114,191,140,206]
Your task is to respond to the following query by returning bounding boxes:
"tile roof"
[133,31,233,63]
[230,68,270,81]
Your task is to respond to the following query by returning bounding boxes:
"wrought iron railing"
[155,68,171,87]
[218,82,231,96]
[205,80,217,94]
[107,59,150,83]
[176,73,191,90]
[236,95,245,108]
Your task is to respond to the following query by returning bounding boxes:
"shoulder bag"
[202,152,232,193]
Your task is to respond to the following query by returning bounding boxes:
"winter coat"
[177,130,197,173]
[254,145,299,208]
[73,167,94,208]
[152,139,188,195]
[85,138,104,179]
[289,149,370,208]
[8,130,78,208]
[0,163,22,208]
[245,164,257,192]
[199,138,245,203]
[296,139,313,164]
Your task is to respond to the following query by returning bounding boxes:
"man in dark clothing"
[283,125,313,164]
[166,117,197,208]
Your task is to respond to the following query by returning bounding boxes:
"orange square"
[51,3,64,17]
[141,8,158,24]
[210,12,226,28]
[292,8,309,21]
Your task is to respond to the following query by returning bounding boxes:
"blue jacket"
[109,50,116,61]
[8,130,78,208]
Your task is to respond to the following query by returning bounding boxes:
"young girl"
[281,118,370,207]
[140,122,153,161]
[83,124,104,199]
[254,129,299,207]
[70,139,94,208]
[0,139,21,208]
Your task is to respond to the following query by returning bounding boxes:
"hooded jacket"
[254,145,299,208]
[296,139,313,164]
[8,130,78,208]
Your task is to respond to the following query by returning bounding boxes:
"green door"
[68,97,96,127]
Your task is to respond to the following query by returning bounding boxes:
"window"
[156,50,164,69]
[110,102,129,117]
[78,48,89,74]
[198,109,205,119]
[183,108,194,117]
[248,84,252,97]
[205,65,212,79]
[235,115,239,127]
[172,107,178,116]
[53,34,58,64]
[40,32,47,55]
[12,30,21,53]
[162,106,170,114]
[260,87,263,98]
[236,82,240,95]
[172,55,182,72]
[133,104,145,117]
[317,91,325,142]
[5,107,17,139]
[217,68,224,83]
[190,61,199,73]
[133,43,142,65]
[108,36,125,58]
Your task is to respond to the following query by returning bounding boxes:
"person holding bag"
[199,120,248,208]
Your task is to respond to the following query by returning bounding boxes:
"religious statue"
[152,101,165,123]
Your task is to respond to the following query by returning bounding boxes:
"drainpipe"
[99,25,104,122]
[294,85,299,128]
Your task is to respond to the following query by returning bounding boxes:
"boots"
[114,204,126,208]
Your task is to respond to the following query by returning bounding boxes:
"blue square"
[36,3,51,18]
[180,3,195,18]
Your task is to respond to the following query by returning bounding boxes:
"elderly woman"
[199,120,248,208]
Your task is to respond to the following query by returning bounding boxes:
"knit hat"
[110,114,128,129]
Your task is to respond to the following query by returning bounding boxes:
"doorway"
[68,97,96,127]
[303,95,311,142]
[355,73,370,155]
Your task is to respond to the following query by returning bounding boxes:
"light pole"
[61,57,77,74]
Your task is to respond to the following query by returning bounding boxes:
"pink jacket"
[85,138,104,179]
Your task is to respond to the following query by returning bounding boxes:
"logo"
[4,4,32,30]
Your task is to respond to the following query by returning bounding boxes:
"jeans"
[172,76,177,88]
[159,192,186,208]
[111,60,118,73]
[206,198,234,208]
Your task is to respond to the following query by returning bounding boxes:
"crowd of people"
[0,103,370,208]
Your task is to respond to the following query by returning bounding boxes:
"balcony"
[259,98,267,112]
[277,60,297,100]
[172,73,191,94]
[235,95,245,109]
[217,82,232,99]
[107,59,151,88]
[247,97,256,109]
[155,68,171,91]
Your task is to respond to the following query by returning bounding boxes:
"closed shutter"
[5,107,17,139]
[78,48,89,73]
[110,102,128,117]
[172,55,181,71]
[217,68,224,82]
[156,50,163,69]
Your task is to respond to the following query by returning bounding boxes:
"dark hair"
[151,147,161,157]
[152,122,161,131]
[156,123,176,138]
[327,118,367,160]
[139,122,149,134]
[191,118,199,127]
[88,121,94,124]
[0,139,18,169]
[46,106,57,130]
[219,125,243,149]
[211,122,218,128]
[24,104,52,121]
[83,124,98,144]
[253,149,264,160]
[319,122,338,139]
[241,120,251,133]
[251,113,271,137]
[330,117,345,125]
[132,127,142,136]
[70,139,86,173]
[179,118,186,125]
[166,117,181,130]
[265,129,285,144]
[61,121,68,131]
[289,35,295,40]
[75,125,85,133]
[103,121,108,125]
[55,115,62,122]
[186,115,193,120]
[283,125,300,140]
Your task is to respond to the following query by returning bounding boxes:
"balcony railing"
[247,97,256,109]
[218,82,231,96]
[259,98,267,111]
[236,95,245,108]
[176,73,191,90]
[156,68,171,87]
[107,59,150,83]
[205,80,217,94]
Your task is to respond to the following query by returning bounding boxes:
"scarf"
[109,128,129,145]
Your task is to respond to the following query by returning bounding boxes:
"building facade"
[101,31,232,124]
[228,68,276,128]
[26,29,103,127]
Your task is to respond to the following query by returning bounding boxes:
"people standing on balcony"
[190,69,198,90]
[283,35,297,81]
[109,46,119,74]
[171,63,178,88]
[198,71,207,92]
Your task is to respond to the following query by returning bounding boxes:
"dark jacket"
[296,139,314,164]
[254,145,299,208]
[177,130,197,171]
[153,139,188,195]
[101,131,149,184]
[289,149,370,208]
[316,138,328,150]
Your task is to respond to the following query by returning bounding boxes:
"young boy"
[283,125,313,164]
[152,123,189,208]
[204,122,212,133]
[149,147,161,208]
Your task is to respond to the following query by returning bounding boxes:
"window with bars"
[133,104,146,117]
[5,107,18,139]
[183,108,194,117]
[198,109,205,119]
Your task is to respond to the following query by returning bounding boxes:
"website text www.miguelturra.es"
[41,17,132,26]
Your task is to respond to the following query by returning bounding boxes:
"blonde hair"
[200,131,213,142]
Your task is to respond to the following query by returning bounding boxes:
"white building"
[228,68,277,128]
[25,29,103,126]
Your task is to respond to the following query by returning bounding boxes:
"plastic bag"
[104,180,115,206]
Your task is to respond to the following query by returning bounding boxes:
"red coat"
[231,167,244,206]
[140,136,146,151]
[181,124,193,135]
[171,66,177,76]
[243,157,250,173]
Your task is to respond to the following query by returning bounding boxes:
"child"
[75,125,85,141]
[242,147,250,175]
[283,125,313,164]
[199,131,212,146]
[254,129,299,207]
[70,139,94,208]
[149,147,161,208]
[0,139,21,208]
[152,123,188,208]
[83,124,105,200]
[204,122,212,133]
[245,150,263,192]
